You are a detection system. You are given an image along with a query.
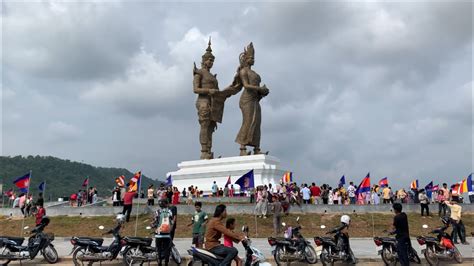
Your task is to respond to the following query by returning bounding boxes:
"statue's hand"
[209,89,218,95]
[260,85,269,96]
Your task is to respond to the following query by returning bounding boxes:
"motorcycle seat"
[424,237,438,243]
[124,237,153,245]
[192,247,224,260]
[0,236,25,246]
[74,237,104,246]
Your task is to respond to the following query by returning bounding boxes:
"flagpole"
[20,170,32,237]
[134,171,142,237]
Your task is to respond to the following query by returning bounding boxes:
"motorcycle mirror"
[146,226,152,230]
[282,222,286,227]
[320,225,326,229]
[23,226,29,230]
[296,217,300,223]
[98,225,105,230]
[422,224,428,229]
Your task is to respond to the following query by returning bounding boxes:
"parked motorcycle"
[314,223,357,266]
[373,230,421,266]
[122,226,181,265]
[0,217,58,265]
[188,225,270,266]
[416,218,462,266]
[70,215,125,266]
[267,217,317,266]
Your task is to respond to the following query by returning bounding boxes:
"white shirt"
[347,185,356,197]
[301,187,311,200]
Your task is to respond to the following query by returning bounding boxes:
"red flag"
[225,176,231,187]
[82,178,89,187]
[355,173,371,195]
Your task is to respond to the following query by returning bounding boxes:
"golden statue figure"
[235,42,269,156]
[193,38,241,159]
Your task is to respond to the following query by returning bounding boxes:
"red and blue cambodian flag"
[379,177,388,188]
[13,173,31,193]
[355,173,371,195]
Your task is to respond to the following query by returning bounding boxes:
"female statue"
[235,42,270,156]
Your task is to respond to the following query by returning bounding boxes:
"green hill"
[0,155,162,200]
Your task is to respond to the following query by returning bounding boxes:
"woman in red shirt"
[172,187,180,205]
[35,203,46,226]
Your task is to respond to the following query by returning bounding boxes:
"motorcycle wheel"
[452,246,462,263]
[42,244,59,263]
[273,246,287,266]
[0,247,11,265]
[320,250,333,266]
[304,245,318,264]
[409,247,421,264]
[123,247,144,266]
[72,246,87,266]
[171,245,182,265]
[423,245,438,266]
[381,246,397,266]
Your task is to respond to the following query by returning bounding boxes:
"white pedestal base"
[167,155,288,194]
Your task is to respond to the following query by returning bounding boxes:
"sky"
[1,1,473,188]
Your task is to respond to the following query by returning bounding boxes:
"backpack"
[156,208,173,234]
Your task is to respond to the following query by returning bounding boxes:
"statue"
[193,38,241,160]
[235,42,269,156]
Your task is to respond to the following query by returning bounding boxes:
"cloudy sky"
[1,1,472,188]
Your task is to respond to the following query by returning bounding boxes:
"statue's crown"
[244,42,254,58]
[202,37,215,60]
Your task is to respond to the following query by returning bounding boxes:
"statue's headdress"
[201,37,215,61]
[239,42,255,67]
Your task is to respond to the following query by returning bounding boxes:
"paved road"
[6,237,474,265]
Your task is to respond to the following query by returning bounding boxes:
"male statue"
[193,38,241,159]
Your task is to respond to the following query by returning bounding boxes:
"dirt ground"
[1,212,472,238]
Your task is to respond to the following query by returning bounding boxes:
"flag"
[281,172,292,183]
[4,188,13,197]
[224,176,231,187]
[82,178,89,187]
[38,181,45,192]
[460,174,472,193]
[115,175,125,187]
[235,170,254,191]
[379,177,388,188]
[13,173,31,193]
[129,171,141,192]
[432,184,439,191]
[355,173,371,195]
[166,175,172,186]
[410,179,419,190]
[338,175,346,187]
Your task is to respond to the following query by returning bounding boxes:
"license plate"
[376,245,383,252]
[419,244,426,251]
[120,246,127,252]
[315,246,322,256]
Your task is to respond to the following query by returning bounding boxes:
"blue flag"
[338,175,345,187]
[38,181,45,192]
[166,175,172,186]
[425,181,433,199]
[234,170,254,191]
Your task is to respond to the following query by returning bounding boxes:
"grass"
[1,213,472,239]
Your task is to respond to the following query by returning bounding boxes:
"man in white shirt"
[347,182,356,204]
[301,184,311,204]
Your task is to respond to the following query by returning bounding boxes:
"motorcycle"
[373,230,421,266]
[70,223,124,266]
[267,217,318,266]
[188,225,270,266]
[314,224,357,266]
[122,226,181,266]
[416,220,462,266]
[0,217,58,265]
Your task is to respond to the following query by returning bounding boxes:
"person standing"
[347,182,356,204]
[382,186,391,204]
[301,184,311,204]
[153,199,174,266]
[270,194,282,235]
[147,185,155,206]
[445,199,469,244]
[310,183,321,204]
[392,203,410,266]
[418,189,430,217]
[211,181,218,197]
[112,187,121,207]
[321,185,329,205]
[188,201,208,248]
[122,189,137,222]
[35,202,46,226]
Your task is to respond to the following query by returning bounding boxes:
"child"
[188,202,208,248]
[224,218,242,266]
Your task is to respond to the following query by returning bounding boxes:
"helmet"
[159,199,169,208]
[341,215,351,225]
[441,216,450,225]
[116,214,126,224]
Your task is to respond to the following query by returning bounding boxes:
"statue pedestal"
[167,154,288,194]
